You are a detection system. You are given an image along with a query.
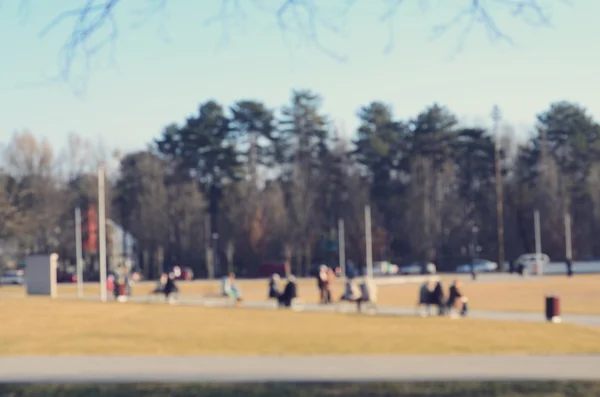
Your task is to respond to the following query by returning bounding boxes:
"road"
[1,355,600,382]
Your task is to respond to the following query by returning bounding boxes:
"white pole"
[534,209,542,275]
[565,212,572,261]
[338,218,345,278]
[365,205,373,278]
[98,164,107,302]
[75,207,83,298]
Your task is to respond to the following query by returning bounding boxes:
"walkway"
[58,293,600,328]
[1,355,600,382]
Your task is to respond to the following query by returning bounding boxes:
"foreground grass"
[1,298,600,355]
[26,273,600,314]
[2,382,600,397]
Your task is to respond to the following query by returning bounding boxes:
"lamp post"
[98,163,107,302]
[212,233,219,278]
[365,205,373,278]
[470,225,479,280]
[492,105,505,272]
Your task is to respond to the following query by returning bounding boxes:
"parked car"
[258,262,287,278]
[164,266,194,280]
[0,269,25,285]
[425,262,437,274]
[399,262,422,275]
[456,259,498,273]
[514,253,550,274]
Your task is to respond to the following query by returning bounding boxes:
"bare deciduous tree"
[57,132,97,180]
[2,132,64,254]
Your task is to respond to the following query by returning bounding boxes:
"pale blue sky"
[1,0,598,155]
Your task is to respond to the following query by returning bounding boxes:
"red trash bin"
[545,295,561,323]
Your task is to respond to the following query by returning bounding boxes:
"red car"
[168,266,194,281]
[56,269,77,283]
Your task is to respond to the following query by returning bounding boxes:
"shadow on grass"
[1,382,600,397]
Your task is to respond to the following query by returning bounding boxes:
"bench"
[266,297,305,311]
[337,298,377,314]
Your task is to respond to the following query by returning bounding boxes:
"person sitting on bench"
[268,273,281,299]
[417,278,444,316]
[339,277,359,301]
[152,273,168,294]
[277,275,297,307]
[222,272,242,302]
[163,269,179,302]
[446,279,468,317]
[355,277,377,312]
[417,280,434,316]
[432,280,445,315]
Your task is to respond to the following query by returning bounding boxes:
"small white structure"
[25,253,58,297]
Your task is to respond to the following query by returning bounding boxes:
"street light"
[492,105,505,273]
[212,233,219,277]
[470,225,479,280]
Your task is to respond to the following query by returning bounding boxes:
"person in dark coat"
[163,271,179,301]
[446,279,468,317]
[432,281,445,315]
[278,275,298,307]
[566,259,573,278]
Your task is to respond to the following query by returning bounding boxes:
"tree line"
[2,90,600,278]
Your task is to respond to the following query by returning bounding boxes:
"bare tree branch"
[37,0,121,93]
[430,0,566,54]
[21,0,569,91]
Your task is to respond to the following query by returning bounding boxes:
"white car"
[515,253,550,273]
[456,259,498,273]
[0,269,25,285]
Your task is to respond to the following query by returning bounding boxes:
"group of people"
[339,276,377,312]
[418,278,468,317]
[145,265,466,319]
[268,274,298,307]
[316,265,378,312]
[152,267,181,302]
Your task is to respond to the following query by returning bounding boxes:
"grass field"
[1,297,600,355]
[3,273,599,314]
[2,382,600,397]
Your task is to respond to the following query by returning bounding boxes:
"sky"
[1,0,599,156]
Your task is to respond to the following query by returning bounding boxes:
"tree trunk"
[156,245,164,277]
[206,248,214,279]
[304,243,312,277]
[226,240,235,273]
[284,243,293,277]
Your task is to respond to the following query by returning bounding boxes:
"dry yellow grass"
[3,274,599,314]
[1,297,600,356]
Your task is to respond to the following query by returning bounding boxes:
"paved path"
[1,355,600,382]
[4,291,600,328]
[131,294,600,328]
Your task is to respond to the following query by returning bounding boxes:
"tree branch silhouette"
[30,0,569,88]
